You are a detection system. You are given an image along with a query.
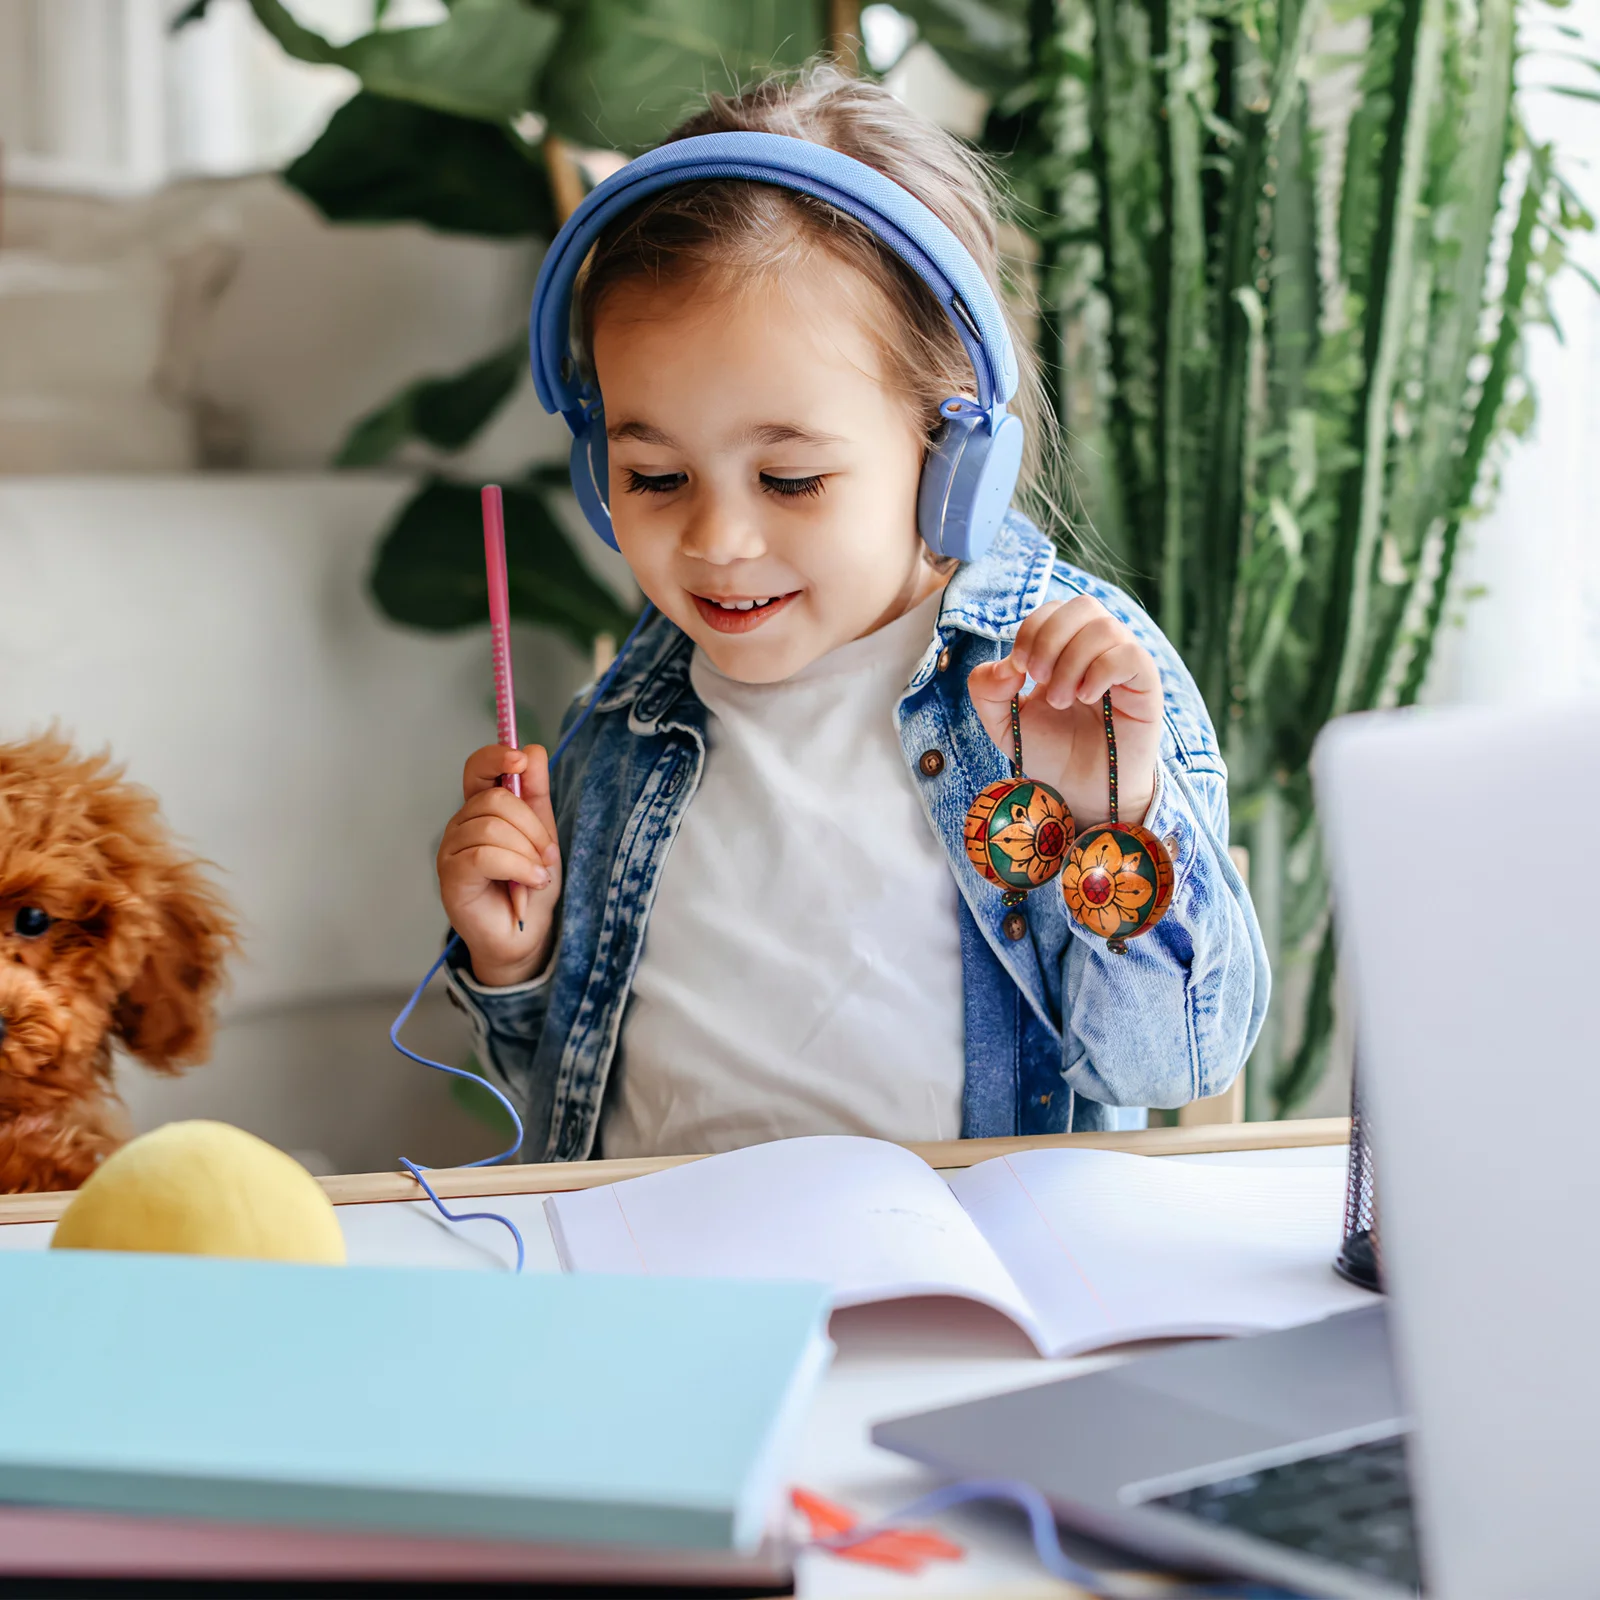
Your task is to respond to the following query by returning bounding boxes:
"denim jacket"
[446,513,1268,1160]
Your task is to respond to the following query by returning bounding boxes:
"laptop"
[874,701,1600,1599]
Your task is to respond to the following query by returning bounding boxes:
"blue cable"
[399,1156,527,1273]
[818,1478,1301,1598]
[390,605,656,1269]
[388,943,528,1268]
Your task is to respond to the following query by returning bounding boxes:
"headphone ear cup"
[917,409,1024,564]
[569,421,617,549]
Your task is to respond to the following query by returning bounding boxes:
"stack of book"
[0,1250,832,1596]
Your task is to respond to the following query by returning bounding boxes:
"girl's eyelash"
[623,470,686,495]
[622,470,826,500]
[760,474,825,499]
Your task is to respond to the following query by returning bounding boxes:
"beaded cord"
[1002,695,1026,910]
[1102,691,1119,826]
[1101,691,1127,953]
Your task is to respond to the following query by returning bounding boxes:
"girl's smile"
[691,592,801,632]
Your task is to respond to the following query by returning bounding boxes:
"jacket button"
[918,749,946,778]
[1002,910,1027,942]
[937,647,952,672]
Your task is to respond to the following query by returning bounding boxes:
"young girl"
[436,67,1267,1162]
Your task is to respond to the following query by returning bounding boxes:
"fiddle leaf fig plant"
[227,0,563,122]
[284,92,556,237]
[371,478,635,651]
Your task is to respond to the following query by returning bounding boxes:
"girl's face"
[590,255,942,683]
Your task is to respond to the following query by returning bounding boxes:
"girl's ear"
[112,862,238,1072]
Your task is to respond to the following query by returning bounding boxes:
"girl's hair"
[574,63,1052,534]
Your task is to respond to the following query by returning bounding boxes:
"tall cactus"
[961,0,1590,1112]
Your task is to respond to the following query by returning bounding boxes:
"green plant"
[904,0,1592,1111]
[178,0,837,646]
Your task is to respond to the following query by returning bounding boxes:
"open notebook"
[546,1136,1373,1359]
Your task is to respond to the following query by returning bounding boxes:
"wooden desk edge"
[0,1118,1349,1226]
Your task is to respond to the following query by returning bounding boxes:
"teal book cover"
[0,1251,831,1551]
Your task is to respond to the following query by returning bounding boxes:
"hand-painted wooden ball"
[964,778,1074,893]
[1062,823,1174,950]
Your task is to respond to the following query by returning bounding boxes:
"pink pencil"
[482,485,528,932]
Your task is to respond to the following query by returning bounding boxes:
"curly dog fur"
[0,733,237,1193]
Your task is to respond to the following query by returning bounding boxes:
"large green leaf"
[337,340,527,466]
[286,93,554,236]
[537,0,821,152]
[894,0,1029,95]
[370,480,635,654]
[244,0,559,122]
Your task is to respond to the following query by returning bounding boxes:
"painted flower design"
[1062,829,1153,938]
[989,784,1070,888]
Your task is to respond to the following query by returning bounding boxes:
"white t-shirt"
[601,590,966,1158]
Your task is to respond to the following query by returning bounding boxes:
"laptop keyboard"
[1150,1435,1420,1591]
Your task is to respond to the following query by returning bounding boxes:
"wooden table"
[0,1119,1352,1596]
[0,1117,1349,1225]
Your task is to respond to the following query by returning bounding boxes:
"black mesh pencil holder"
[1335,1067,1383,1292]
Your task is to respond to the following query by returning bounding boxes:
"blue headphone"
[528,130,1024,564]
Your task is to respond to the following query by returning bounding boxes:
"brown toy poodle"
[0,733,238,1193]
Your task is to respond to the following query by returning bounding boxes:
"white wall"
[1429,2,1600,708]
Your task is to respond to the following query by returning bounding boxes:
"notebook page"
[547,1135,1046,1348]
[948,1149,1373,1358]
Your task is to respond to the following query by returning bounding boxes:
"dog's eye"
[12,908,52,939]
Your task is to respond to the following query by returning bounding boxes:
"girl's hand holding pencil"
[439,743,562,987]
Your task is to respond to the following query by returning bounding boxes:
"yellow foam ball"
[51,1121,345,1264]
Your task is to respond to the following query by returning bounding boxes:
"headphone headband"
[528,130,1018,424]
[528,129,1024,564]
